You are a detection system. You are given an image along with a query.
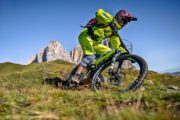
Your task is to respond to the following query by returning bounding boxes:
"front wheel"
[91,54,148,92]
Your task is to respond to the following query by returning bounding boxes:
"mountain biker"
[71,9,137,84]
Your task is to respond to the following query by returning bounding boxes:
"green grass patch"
[0,60,179,119]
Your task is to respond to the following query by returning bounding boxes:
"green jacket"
[93,9,121,41]
[79,9,126,55]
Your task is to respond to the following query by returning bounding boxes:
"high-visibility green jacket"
[79,9,126,55]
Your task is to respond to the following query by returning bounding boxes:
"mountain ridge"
[164,71,180,76]
[28,41,83,64]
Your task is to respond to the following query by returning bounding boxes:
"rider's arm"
[110,35,127,53]
[96,9,113,25]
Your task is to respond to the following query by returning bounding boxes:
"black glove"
[109,21,118,36]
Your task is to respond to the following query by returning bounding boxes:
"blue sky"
[0,0,180,72]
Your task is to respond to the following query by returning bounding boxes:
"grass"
[0,60,180,119]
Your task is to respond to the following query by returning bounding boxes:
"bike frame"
[81,32,130,82]
[93,50,115,65]
[92,31,130,66]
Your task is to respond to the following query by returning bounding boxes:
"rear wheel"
[91,54,148,92]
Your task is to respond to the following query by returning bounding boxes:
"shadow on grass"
[42,76,91,90]
[43,77,66,88]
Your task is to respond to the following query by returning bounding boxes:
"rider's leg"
[71,55,95,83]
[77,55,95,75]
[71,30,95,83]
[71,48,113,84]
[76,65,85,75]
[93,41,112,56]
[71,66,83,84]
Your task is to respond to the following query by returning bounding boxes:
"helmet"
[115,9,137,24]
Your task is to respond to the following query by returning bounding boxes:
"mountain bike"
[63,32,148,92]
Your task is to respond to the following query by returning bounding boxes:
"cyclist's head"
[115,9,137,29]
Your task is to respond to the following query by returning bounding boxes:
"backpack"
[86,18,98,28]
[80,18,98,28]
[81,18,108,28]
[81,18,111,39]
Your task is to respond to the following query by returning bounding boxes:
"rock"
[146,80,154,86]
[166,85,179,93]
[28,55,36,64]
[45,41,72,62]
[36,48,46,62]
[139,86,146,91]
[70,45,83,64]
[175,103,180,111]
[28,41,73,64]
[167,85,179,91]
[121,60,134,69]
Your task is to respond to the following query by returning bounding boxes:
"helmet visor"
[130,17,137,21]
[125,16,138,21]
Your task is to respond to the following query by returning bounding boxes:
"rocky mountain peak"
[70,45,83,64]
[28,41,82,64]
[48,41,63,48]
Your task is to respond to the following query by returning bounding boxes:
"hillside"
[0,60,180,119]
[0,62,26,73]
